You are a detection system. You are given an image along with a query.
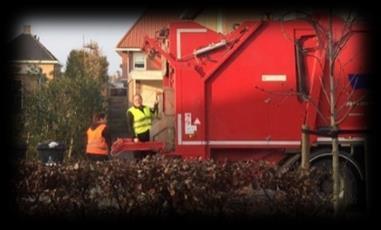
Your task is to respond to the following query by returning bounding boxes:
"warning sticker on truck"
[184,113,198,135]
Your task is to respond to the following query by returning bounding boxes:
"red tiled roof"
[117,10,182,49]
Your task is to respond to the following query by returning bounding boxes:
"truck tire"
[309,149,363,209]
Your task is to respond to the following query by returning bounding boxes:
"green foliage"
[65,42,109,84]
[19,42,109,161]
[22,76,106,160]
[65,50,85,79]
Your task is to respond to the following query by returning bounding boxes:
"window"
[133,52,146,70]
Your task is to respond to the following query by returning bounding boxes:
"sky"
[12,11,143,76]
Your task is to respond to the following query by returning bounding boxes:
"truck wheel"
[310,150,362,209]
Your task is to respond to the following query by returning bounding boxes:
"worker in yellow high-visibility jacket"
[127,94,158,142]
[127,94,158,159]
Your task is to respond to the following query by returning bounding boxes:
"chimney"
[23,25,31,34]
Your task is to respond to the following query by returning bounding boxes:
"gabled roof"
[117,9,183,49]
[10,32,58,62]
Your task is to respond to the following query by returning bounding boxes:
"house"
[10,25,61,97]
[116,9,185,148]
[116,10,183,107]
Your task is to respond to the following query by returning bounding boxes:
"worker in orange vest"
[86,112,111,161]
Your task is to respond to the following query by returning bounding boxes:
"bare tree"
[275,10,367,214]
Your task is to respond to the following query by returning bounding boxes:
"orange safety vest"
[86,124,108,155]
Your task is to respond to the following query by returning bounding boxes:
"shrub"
[21,76,106,160]
[14,155,331,220]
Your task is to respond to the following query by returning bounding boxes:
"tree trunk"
[67,136,74,159]
[332,136,340,213]
[301,124,310,174]
[328,11,341,215]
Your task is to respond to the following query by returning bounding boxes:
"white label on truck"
[262,74,287,82]
[184,113,197,135]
